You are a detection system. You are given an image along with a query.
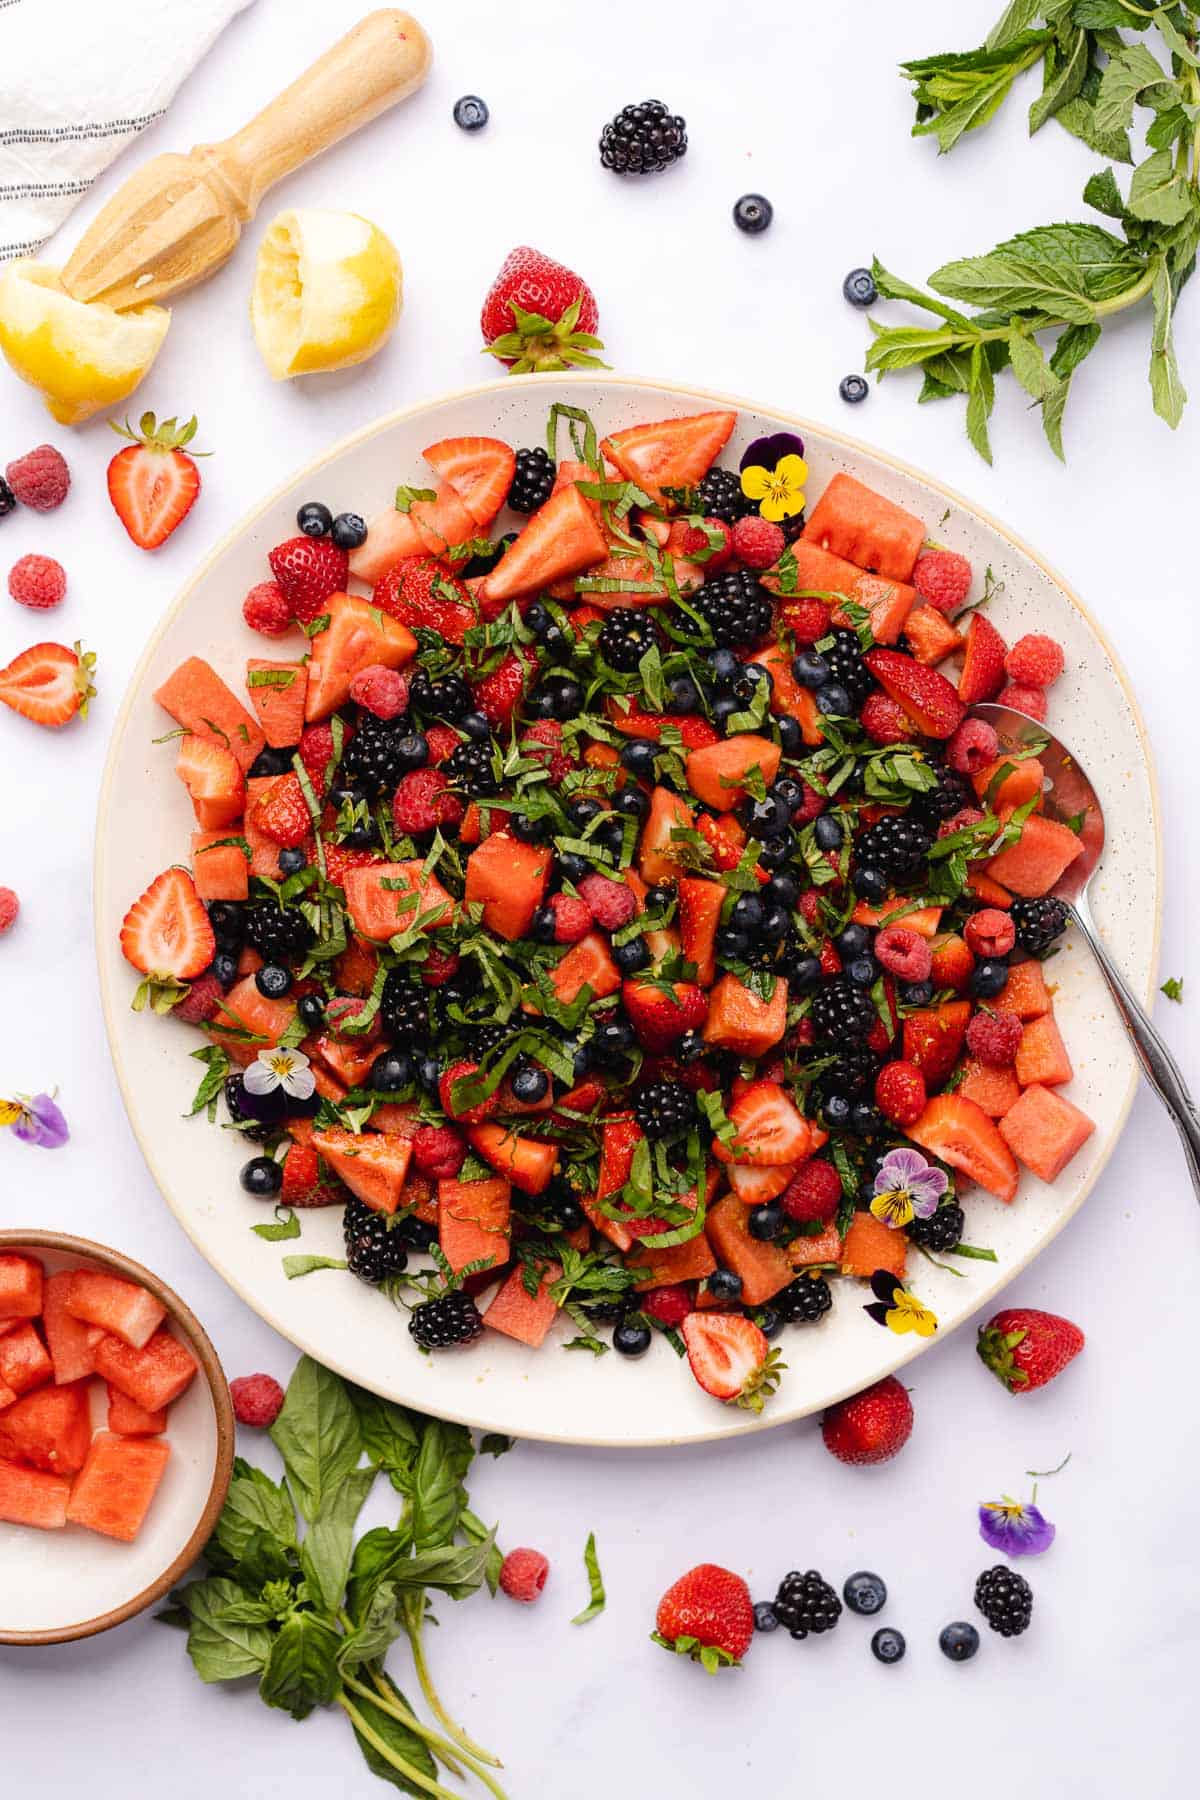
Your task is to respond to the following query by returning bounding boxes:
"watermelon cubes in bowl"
[0,1232,233,1645]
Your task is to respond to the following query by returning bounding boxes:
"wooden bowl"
[0,1231,234,1645]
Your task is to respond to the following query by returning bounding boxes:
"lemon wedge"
[250,208,402,380]
[0,262,170,426]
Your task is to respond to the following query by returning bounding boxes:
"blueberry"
[395,733,429,771]
[459,711,491,742]
[900,979,934,1008]
[970,960,1010,999]
[675,1029,705,1064]
[531,905,558,944]
[557,851,590,885]
[871,1627,906,1665]
[211,950,239,989]
[754,1602,780,1633]
[278,847,308,875]
[370,1050,412,1092]
[716,926,751,961]
[939,1621,980,1662]
[593,1016,635,1061]
[792,651,829,689]
[815,681,852,716]
[567,797,604,831]
[845,955,877,988]
[557,1199,586,1233]
[453,94,489,130]
[331,511,367,549]
[823,1093,853,1129]
[525,688,559,721]
[741,792,792,838]
[511,1065,550,1103]
[773,776,803,813]
[551,677,584,717]
[766,873,799,908]
[853,864,887,903]
[613,936,651,975]
[417,1055,441,1095]
[836,923,871,959]
[613,786,649,821]
[525,601,552,637]
[814,813,843,850]
[592,815,627,856]
[711,694,742,730]
[541,624,571,658]
[732,894,764,935]
[620,738,659,780]
[511,813,550,843]
[844,1571,888,1616]
[850,1100,884,1135]
[708,1268,743,1302]
[733,192,773,234]
[775,715,803,755]
[207,901,244,944]
[788,954,823,993]
[840,374,869,405]
[240,1156,282,1198]
[667,674,704,713]
[759,903,791,944]
[564,1039,592,1078]
[296,501,332,537]
[842,268,878,308]
[708,647,741,685]
[755,1305,784,1339]
[748,1202,783,1241]
[248,746,293,779]
[757,834,794,869]
[297,993,326,1029]
[613,1318,652,1357]
[255,964,293,1000]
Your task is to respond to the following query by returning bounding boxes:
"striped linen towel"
[0,0,256,265]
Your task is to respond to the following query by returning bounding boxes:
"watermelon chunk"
[107,1384,167,1436]
[1015,1010,1073,1087]
[629,1226,717,1290]
[246,659,308,747]
[702,974,788,1057]
[904,603,964,666]
[92,1328,198,1413]
[841,1211,907,1280]
[437,1177,511,1275]
[678,877,724,986]
[343,861,454,942]
[466,1123,558,1195]
[64,1270,166,1350]
[994,960,1053,1020]
[0,1252,43,1320]
[0,1321,54,1396]
[207,972,296,1063]
[304,592,417,722]
[464,834,552,940]
[0,1458,70,1530]
[312,1128,412,1215]
[704,1192,795,1305]
[999,1083,1095,1181]
[638,786,695,885]
[986,813,1083,898]
[959,1058,1021,1119]
[66,1432,171,1542]
[483,1262,561,1348]
[0,1379,92,1473]
[802,472,925,581]
[538,930,621,1008]
[191,830,251,902]
[686,735,780,811]
[153,656,265,773]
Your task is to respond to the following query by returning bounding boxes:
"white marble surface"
[1,0,1197,1793]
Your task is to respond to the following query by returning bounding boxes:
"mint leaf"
[1128,149,1191,226]
[1150,258,1187,427]
[571,1530,606,1625]
[1161,975,1184,1003]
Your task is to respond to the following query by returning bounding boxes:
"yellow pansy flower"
[740,453,808,522]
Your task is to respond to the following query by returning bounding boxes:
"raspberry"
[938,806,985,839]
[230,1373,286,1428]
[946,717,999,776]
[498,1547,550,1604]
[242,580,292,636]
[964,908,1015,959]
[793,781,826,824]
[913,549,972,615]
[781,1159,842,1223]
[781,598,832,644]
[412,1123,467,1179]
[172,969,223,1024]
[680,517,732,567]
[523,718,574,783]
[798,891,821,925]
[423,723,459,765]
[730,514,786,569]
[874,925,932,983]
[0,886,19,934]
[393,767,464,834]
[299,722,338,793]
[8,553,66,610]
[6,444,69,511]
[997,681,1047,722]
[965,1010,1022,1068]
[875,1059,927,1127]
[421,945,460,986]
[549,892,593,943]
[439,1059,499,1123]
[642,1282,693,1327]
[577,871,637,931]
[861,692,911,746]
[350,663,408,719]
[1004,634,1064,688]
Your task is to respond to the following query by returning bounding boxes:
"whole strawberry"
[977,1308,1084,1395]
[480,246,607,374]
[654,1563,754,1670]
[821,1375,913,1466]
[268,534,348,624]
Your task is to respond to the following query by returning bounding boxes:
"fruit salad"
[119,403,1096,1413]
[0,1252,196,1537]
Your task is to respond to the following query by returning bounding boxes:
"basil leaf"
[393,1535,496,1601]
[345,1525,413,1625]
[461,1506,504,1596]
[301,1466,376,1614]
[348,1672,439,1795]
[410,1418,474,1551]
[269,1355,363,1526]
[349,1385,421,1482]
[258,1611,342,1720]
[209,1457,298,1564]
[337,1579,403,1672]
[177,1576,275,1682]
[571,1531,606,1625]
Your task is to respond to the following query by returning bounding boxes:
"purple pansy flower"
[1,1092,70,1149]
[978,1498,1056,1558]
[869,1146,948,1230]
[739,431,805,473]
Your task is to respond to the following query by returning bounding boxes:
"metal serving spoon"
[972,703,1200,1194]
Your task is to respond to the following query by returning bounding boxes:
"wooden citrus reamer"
[61,10,432,312]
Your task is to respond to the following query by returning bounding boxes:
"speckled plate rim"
[94,372,1162,1449]
[0,1229,235,1645]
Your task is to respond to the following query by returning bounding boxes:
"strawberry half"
[120,867,215,1013]
[680,1313,782,1413]
[374,557,477,644]
[422,436,516,529]
[863,648,965,740]
[713,1081,813,1167]
[0,640,96,728]
[107,413,203,550]
[957,612,1008,704]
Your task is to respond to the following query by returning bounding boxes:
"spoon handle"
[1070,897,1200,1197]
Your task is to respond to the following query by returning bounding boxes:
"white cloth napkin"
[0,0,257,265]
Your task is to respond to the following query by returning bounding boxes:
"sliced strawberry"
[713,1082,812,1167]
[680,1312,778,1412]
[479,484,608,603]
[120,868,214,982]
[957,613,1008,704]
[0,640,96,728]
[374,557,478,644]
[473,644,537,727]
[175,736,245,830]
[106,414,202,550]
[252,771,311,848]
[422,436,516,528]
[439,1060,500,1125]
[601,411,737,505]
[863,648,965,740]
[605,697,720,749]
[622,978,708,1053]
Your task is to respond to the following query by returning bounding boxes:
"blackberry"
[408,669,472,721]
[911,762,971,827]
[243,901,315,963]
[633,1081,695,1136]
[445,738,500,797]
[223,1073,284,1141]
[810,978,877,1042]
[907,1201,964,1253]
[341,713,410,794]
[774,1274,833,1324]
[693,569,774,647]
[465,1019,510,1060]
[0,476,15,518]
[1011,896,1069,956]
[772,1570,842,1640]
[598,609,658,672]
[822,627,873,705]
[974,1565,1033,1638]
[507,447,555,514]
[693,467,754,526]
[380,971,430,1045]
[409,1290,485,1350]
[855,814,932,883]
[344,1194,410,1284]
[599,98,687,175]
[580,1293,635,1324]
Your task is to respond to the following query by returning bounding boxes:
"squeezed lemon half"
[0,261,170,425]
[250,208,402,380]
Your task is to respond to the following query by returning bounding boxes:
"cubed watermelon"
[0,1458,70,1530]
[483,1262,561,1348]
[437,1177,511,1276]
[107,1384,167,1436]
[0,1379,93,1474]
[0,1252,43,1320]
[1015,1010,1074,1087]
[998,1083,1095,1182]
[464,833,552,941]
[66,1432,171,1542]
[91,1328,199,1413]
[702,974,788,1057]
[41,1272,99,1384]
[994,960,1053,1020]
[841,1212,907,1281]
[64,1271,166,1350]
[0,1320,54,1396]
[191,830,251,902]
[704,1192,795,1305]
